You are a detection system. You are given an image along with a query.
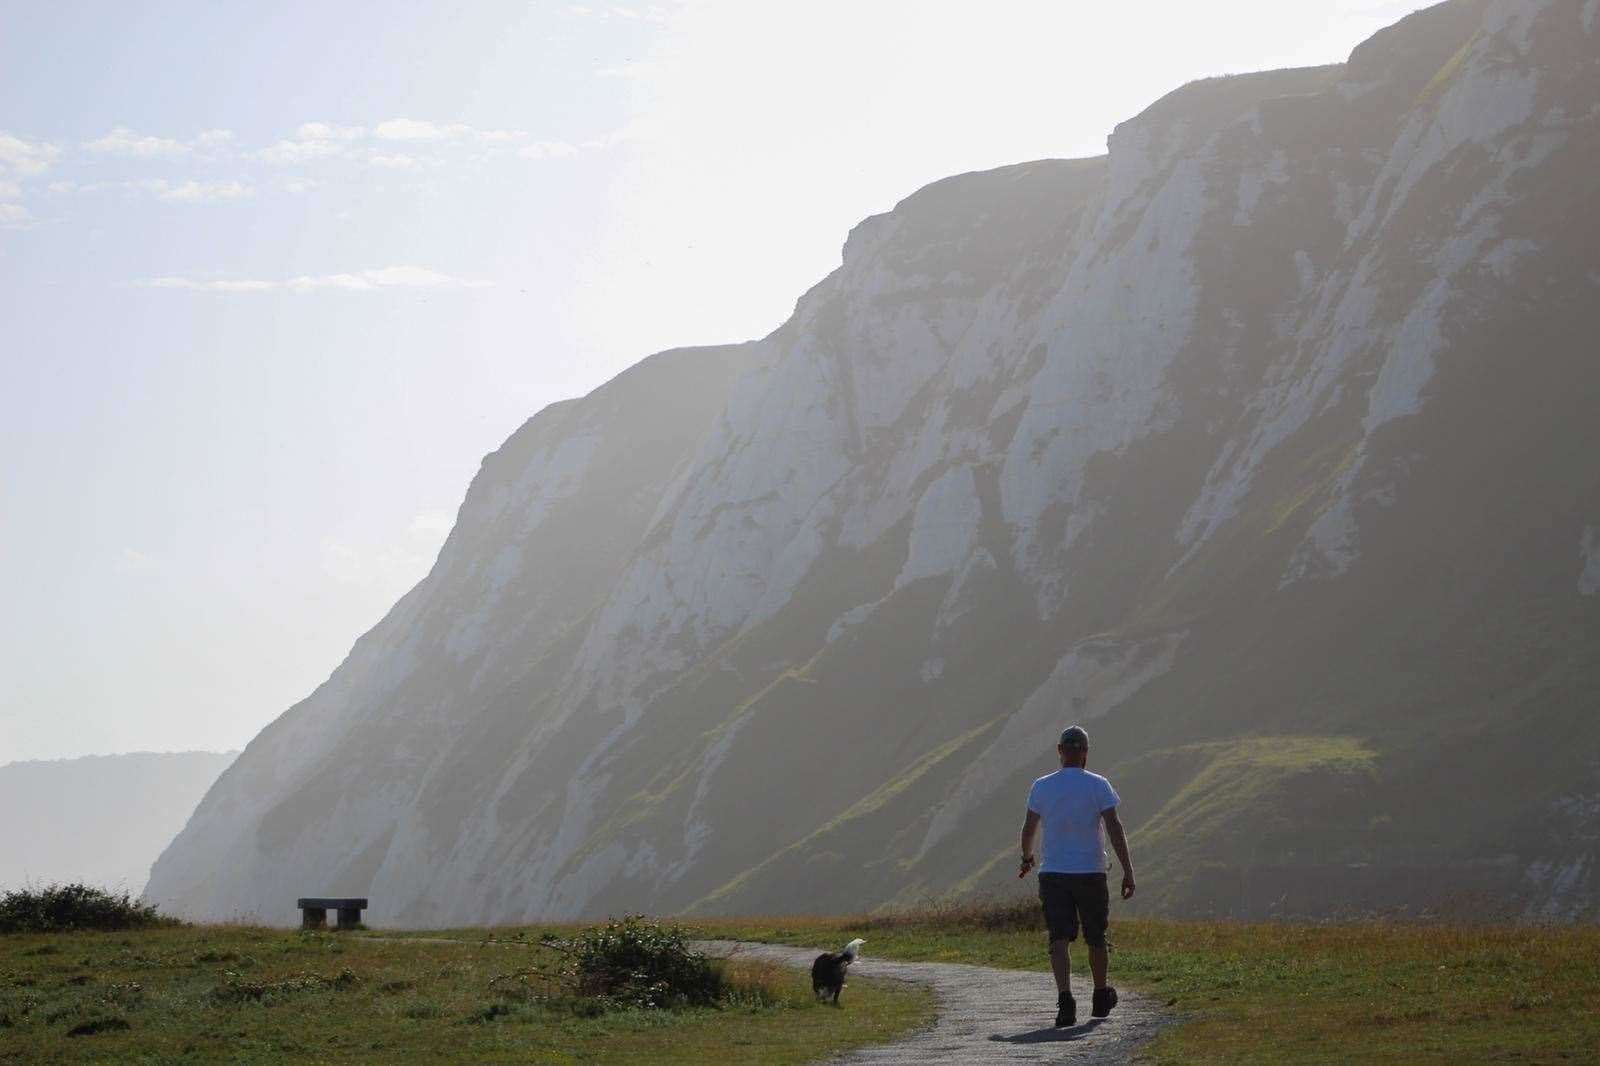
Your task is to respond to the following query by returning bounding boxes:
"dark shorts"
[1038,872,1110,947]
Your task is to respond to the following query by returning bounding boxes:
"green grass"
[689,906,1600,1065]
[693,719,999,911]
[36,912,1593,1063]
[0,925,932,1064]
[1416,30,1478,108]
[1111,735,1386,912]
[1134,736,1376,856]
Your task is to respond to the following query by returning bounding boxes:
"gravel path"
[695,939,1166,1065]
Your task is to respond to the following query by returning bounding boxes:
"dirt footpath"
[695,940,1167,1065]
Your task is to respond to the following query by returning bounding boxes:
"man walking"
[1018,725,1135,1028]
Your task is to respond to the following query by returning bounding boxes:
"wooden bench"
[298,897,368,930]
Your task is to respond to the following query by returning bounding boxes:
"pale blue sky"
[1,0,1427,762]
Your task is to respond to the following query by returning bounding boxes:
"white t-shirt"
[1026,767,1120,874]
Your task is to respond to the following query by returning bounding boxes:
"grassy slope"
[0,926,931,1064]
[1110,736,1389,916]
[688,912,1600,1065]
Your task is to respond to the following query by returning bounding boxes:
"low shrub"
[0,884,179,935]
[542,916,722,1010]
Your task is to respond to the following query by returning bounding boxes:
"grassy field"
[690,905,1600,1065]
[12,907,1595,1064]
[0,924,932,1064]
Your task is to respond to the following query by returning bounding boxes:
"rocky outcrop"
[148,0,1600,925]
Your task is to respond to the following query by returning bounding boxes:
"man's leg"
[1039,875,1078,1026]
[1049,937,1076,1025]
[1088,943,1108,990]
[1078,874,1118,1018]
[1049,937,1071,993]
[1088,943,1118,1017]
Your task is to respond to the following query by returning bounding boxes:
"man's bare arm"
[1018,809,1040,877]
[1102,807,1136,899]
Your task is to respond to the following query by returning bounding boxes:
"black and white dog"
[811,938,866,1005]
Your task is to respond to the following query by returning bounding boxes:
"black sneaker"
[1091,986,1118,1018]
[1055,991,1076,1027]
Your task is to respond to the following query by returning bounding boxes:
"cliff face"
[148,0,1600,925]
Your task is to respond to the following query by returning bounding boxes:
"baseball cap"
[1059,725,1090,748]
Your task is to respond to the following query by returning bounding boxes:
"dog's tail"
[840,938,865,960]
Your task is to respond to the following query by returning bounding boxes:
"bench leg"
[336,907,363,930]
[301,907,327,930]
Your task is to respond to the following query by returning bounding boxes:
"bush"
[0,884,179,934]
[543,915,722,1010]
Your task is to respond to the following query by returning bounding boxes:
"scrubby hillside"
[148,0,1600,925]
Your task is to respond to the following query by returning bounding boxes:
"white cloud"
[0,180,20,200]
[85,127,191,157]
[141,277,277,292]
[151,180,254,203]
[83,127,235,160]
[56,178,255,203]
[283,178,319,194]
[0,131,60,177]
[374,118,466,141]
[289,266,492,291]
[137,266,492,293]
[256,137,347,164]
[518,140,582,159]
[66,119,553,176]
[295,122,365,141]
[518,129,621,160]
[0,202,33,227]
[256,122,367,164]
[374,119,529,143]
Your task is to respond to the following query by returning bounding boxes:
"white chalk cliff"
[149,0,1600,924]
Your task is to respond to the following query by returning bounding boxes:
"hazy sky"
[1,0,1430,763]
